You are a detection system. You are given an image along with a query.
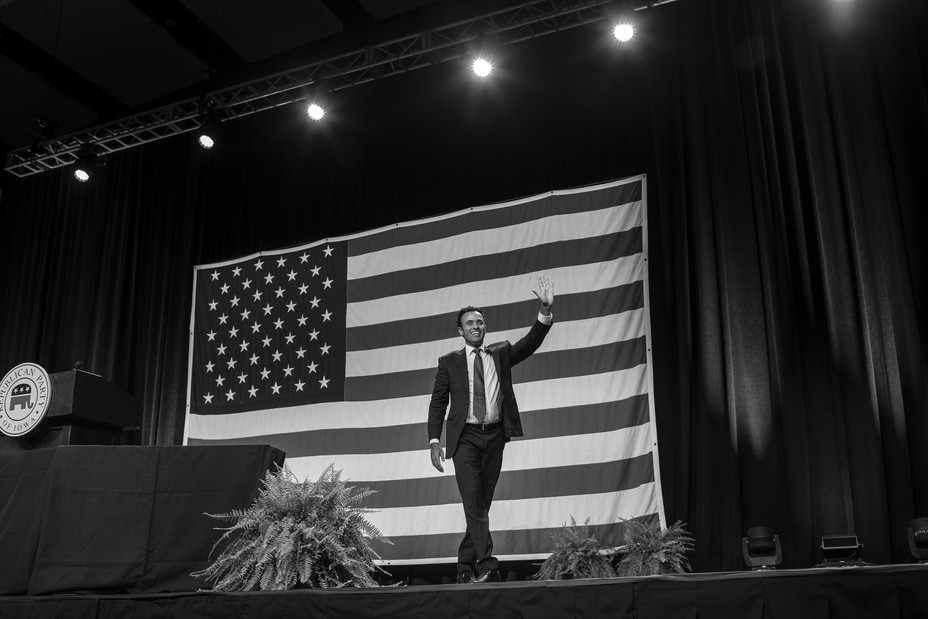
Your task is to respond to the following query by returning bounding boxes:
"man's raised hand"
[532,274,554,313]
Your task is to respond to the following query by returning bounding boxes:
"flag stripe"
[349,181,643,257]
[344,337,647,401]
[346,283,643,351]
[346,257,643,328]
[184,365,650,437]
[184,394,650,456]
[348,200,643,282]
[281,422,656,483]
[375,514,660,564]
[358,454,654,509]
[368,482,661,538]
[347,229,642,303]
[348,309,647,376]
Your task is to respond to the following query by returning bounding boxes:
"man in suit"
[428,275,554,584]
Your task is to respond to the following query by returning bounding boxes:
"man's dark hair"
[457,305,485,329]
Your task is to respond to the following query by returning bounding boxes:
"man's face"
[459,310,486,348]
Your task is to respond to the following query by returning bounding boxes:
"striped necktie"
[473,348,486,423]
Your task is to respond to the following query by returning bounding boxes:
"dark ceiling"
[0,0,537,153]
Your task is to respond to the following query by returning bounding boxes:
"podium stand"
[2,369,141,451]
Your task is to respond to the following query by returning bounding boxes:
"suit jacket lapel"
[488,345,502,374]
[454,348,468,384]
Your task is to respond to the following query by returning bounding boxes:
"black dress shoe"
[472,568,501,583]
[456,571,475,584]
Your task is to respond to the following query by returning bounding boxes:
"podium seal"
[0,363,52,437]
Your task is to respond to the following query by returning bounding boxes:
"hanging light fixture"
[72,145,101,182]
[306,83,330,122]
[611,1,637,43]
[469,32,497,79]
[196,113,223,149]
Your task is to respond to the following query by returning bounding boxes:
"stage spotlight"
[818,534,865,567]
[305,81,330,122]
[196,115,222,149]
[742,526,782,570]
[907,517,928,563]
[73,162,91,182]
[614,22,635,43]
[72,146,99,182]
[472,57,493,77]
[307,102,325,121]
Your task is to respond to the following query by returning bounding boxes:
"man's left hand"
[430,443,445,473]
[532,274,554,313]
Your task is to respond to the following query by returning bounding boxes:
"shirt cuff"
[429,438,440,446]
[537,311,553,325]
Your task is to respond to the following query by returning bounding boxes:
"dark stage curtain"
[1,0,926,573]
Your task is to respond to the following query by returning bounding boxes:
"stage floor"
[1,564,926,618]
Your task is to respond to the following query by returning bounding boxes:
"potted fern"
[192,463,391,590]
[535,517,617,580]
[614,518,694,577]
[535,517,694,580]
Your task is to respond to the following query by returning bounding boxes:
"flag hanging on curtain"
[184,175,664,563]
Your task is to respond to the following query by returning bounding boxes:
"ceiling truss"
[4,0,622,178]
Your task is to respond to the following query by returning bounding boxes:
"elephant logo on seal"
[9,384,34,411]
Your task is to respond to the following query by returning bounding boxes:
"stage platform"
[3,447,926,617]
[1,564,926,618]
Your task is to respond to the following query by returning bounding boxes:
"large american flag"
[184,176,665,563]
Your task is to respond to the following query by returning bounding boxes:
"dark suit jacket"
[427,319,551,458]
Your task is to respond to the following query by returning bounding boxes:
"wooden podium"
[1,369,142,450]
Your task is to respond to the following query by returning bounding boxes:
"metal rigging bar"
[4,0,615,178]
